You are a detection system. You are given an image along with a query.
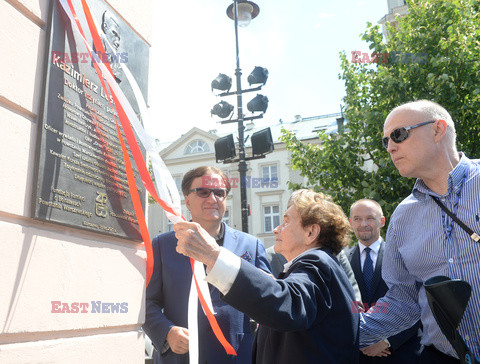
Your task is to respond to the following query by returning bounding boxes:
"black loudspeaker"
[215,134,236,163]
[248,66,269,86]
[247,94,269,113]
[251,127,274,157]
[211,101,234,119]
[211,73,232,92]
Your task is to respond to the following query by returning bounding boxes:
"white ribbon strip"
[188,264,200,363]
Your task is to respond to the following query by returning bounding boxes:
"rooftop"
[220,112,344,147]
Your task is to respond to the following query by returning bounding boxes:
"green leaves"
[282,0,480,228]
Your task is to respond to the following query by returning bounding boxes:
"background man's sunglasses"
[382,120,435,149]
[188,188,228,199]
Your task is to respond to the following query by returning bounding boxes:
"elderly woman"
[175,189,359,363]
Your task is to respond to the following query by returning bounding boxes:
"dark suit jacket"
[222,248,360,364]
[143,225,271,364]
[347,241,421,363]
[266,246,363,302]
[265,246,287,278]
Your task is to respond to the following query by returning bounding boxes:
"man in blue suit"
[143,166,271,364]
[347,199,421,363]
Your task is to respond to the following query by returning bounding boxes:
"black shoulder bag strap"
[432,197,480,243]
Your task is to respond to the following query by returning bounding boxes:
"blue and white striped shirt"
[360,154,480,359]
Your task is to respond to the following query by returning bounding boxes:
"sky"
[146,0,389,149]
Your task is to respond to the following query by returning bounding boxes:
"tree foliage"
[281,0,480,223]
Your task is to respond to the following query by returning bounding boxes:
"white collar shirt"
[358,238,382,270]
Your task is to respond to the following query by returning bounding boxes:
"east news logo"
[51,300,128,313]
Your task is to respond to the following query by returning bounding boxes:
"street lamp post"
[211,1,269,234]
[231,0,249,233]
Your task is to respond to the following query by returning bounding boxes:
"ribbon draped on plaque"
[57,0,237,360]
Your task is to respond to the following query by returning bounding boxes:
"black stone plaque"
[33,0,149,240]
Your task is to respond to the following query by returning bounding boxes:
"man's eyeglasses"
[382,120,435,149]
[188,188,228,199]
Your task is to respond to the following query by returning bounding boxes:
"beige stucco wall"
[0,0,153,362]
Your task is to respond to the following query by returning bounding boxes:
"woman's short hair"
[181,166,231,196]
[288,189,351,255]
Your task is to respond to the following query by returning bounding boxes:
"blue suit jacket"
[143,224,271,364]
[222,248,360,364]
[347,241,421,363]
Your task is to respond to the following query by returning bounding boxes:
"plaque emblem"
[95,192,108,217]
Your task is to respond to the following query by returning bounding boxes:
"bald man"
[348,199,421,363]
[359,100,480,363]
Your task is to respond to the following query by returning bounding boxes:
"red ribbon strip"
[61,0,236,356]
[64,0,154,285]
[78,0,181,218]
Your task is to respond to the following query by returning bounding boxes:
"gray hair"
[389,100,456,149]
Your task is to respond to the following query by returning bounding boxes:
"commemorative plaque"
[33,0,150,240]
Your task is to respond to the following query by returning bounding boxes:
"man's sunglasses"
[382,120,435,149]
[188,188,228,199]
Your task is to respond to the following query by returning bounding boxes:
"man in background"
[348,199,421,362]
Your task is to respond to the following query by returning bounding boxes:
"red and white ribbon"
[57,0,237,359]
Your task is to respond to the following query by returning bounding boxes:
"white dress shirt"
[358,238,381,270]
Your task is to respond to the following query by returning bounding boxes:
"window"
[263,205,280,233]
[174,176,182,194]
[185,140,210,154]
[222,209,230,226]
[166,219,174,232]
[262,164,278,185]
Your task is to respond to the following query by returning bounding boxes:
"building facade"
[378,0,408,38]
[148,113,341,249]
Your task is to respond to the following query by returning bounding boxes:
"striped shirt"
[360,154,480,359]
